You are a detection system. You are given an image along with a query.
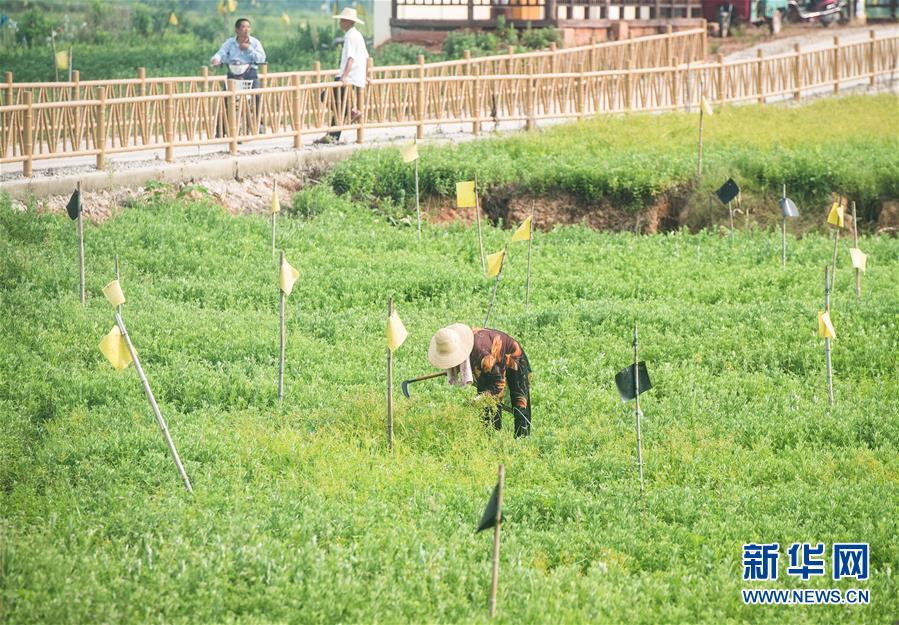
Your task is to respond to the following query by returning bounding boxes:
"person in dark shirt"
[428,324,532,437]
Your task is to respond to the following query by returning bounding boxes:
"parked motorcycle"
[787,0,850,26]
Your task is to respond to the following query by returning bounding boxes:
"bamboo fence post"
[577,61,586,120]
[3,71,12,107]
[701,19,709,59]
[114,312,194,494]
[138,67,148,144]
[164,82,174,163]
[824,266,834,406]
[833,36,841,95]
[508,45,515,75]
[95,87,106,170]
[71,70,81,151]
[549,42,557,74]
[716,53,725,106]
[278,250,286,404]
[665,24,672,65]
[756,49,765,104]
[633,322,644,494]
[387,297,394,452]
[488,464,505,619]
[527,71,536,130]
[416,54,425,140]
[475,174,486,273]
[852,202,861,298]
[291,75,302,149]
[23,91,33,178]
[473,64,481,135]
[868,30,876,87]
[793,44,802,101]
[77,181,85,305]
[228,79,238,155]
[357,58,372,145]
[625,44,634,112]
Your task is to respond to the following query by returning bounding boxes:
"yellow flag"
[400,141,419,163]
[849,248,867,272]
[281,12,291,25]
[271,185,280,214]
[486,250,505,278]
[817,310,836,339]
[99,326,133,372]
[510,216,532,242]
[827,201,844,228]
[228,0,238,13]
[168,12,178,26]
[456,181,476,208]
[55,50,69,71]
[701,95,713,116]
[386,310,408,353]
[280,257,300,295]
[102,279,126,308]
[218,0,227,15]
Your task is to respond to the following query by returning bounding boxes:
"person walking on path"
[428,324,532,437]
[315,7,369,144]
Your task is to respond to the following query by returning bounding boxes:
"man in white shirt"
[315,7,370,144]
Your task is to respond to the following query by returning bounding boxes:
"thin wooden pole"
[271,182,277,259]
[633,322,645,494]
[824,266,834,406]
[415,158,422,241]
[728,201,734,240]
[781,183,787,268]
[697,77,704,178]
[475,174,486,273]
[114,312,193,494]
[278,250,286,404]
[852,201,861,298]
[114,254,122,316]
[488,464,505,619]
[525,212,533,313]
[484,250,505,327]
[830,226,841,293]
[77,181,85,305]
[387,297,394,451]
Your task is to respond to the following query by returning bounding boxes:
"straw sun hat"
[333,7,364,24]
[428,324,474,369]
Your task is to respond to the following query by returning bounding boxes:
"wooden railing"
[1,32,896,178]
[1,28,706,108]
[391,0,705,23]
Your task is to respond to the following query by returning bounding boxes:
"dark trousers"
[479,351,532,438]
[320,83,357,140]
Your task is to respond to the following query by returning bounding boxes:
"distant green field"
[1,168,897,622]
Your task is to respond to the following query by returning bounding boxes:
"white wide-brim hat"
[333,7,364,24]
[428,323,474,369]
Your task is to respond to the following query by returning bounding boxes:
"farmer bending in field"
[428,324,532,437]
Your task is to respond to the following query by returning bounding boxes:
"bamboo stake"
[781,184,787,268]
[114,312,193,494]
[77,181,85,305]
[484,249,506,327]
[475,174,486,274]
[525,212,533,313]
[728,200,734,240]
[114,254,122,316]
[414,157,422,241]
[852,201,861,298]
[271,182,277,258]
[387,297,394,451]
[697,77,704,178]
[278,250,286,404]
[489,464,505,619]
[633,322,645,495]
[830,225,841,293]
[824,266,834,406]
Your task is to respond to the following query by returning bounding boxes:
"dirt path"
[719,22,898,60]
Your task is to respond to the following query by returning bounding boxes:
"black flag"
[66,188,81,220]
[780,197,799,218]
[615,361,652,402]
[715,178,740,205]
[476,483,503,533]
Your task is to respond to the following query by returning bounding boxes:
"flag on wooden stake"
[280,257,300,295]
[510,216,532,242]
[66,188,81,220]
[271,186,281,214]
[400,141,419,163]
[486,250,505,277]
[701,96,713,116]
[102,280,125,308]
[715,178,740,205]
[849,248,867,272]
[827,202,845,228]
[456,181,476,208]
[780,197,799,218]
[228,0,238,12]
[55,50,69,71]
[281,12,290,25]
[99,326,133,371]
[168,12,178,26]
[818,311,836,339]
[386,310,408,353]
[476,482,503,533]
[615,362,652,401]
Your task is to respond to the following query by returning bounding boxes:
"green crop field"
[1,99,898,624]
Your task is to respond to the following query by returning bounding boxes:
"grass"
[0,177,897,623]
[325,94,899,225]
